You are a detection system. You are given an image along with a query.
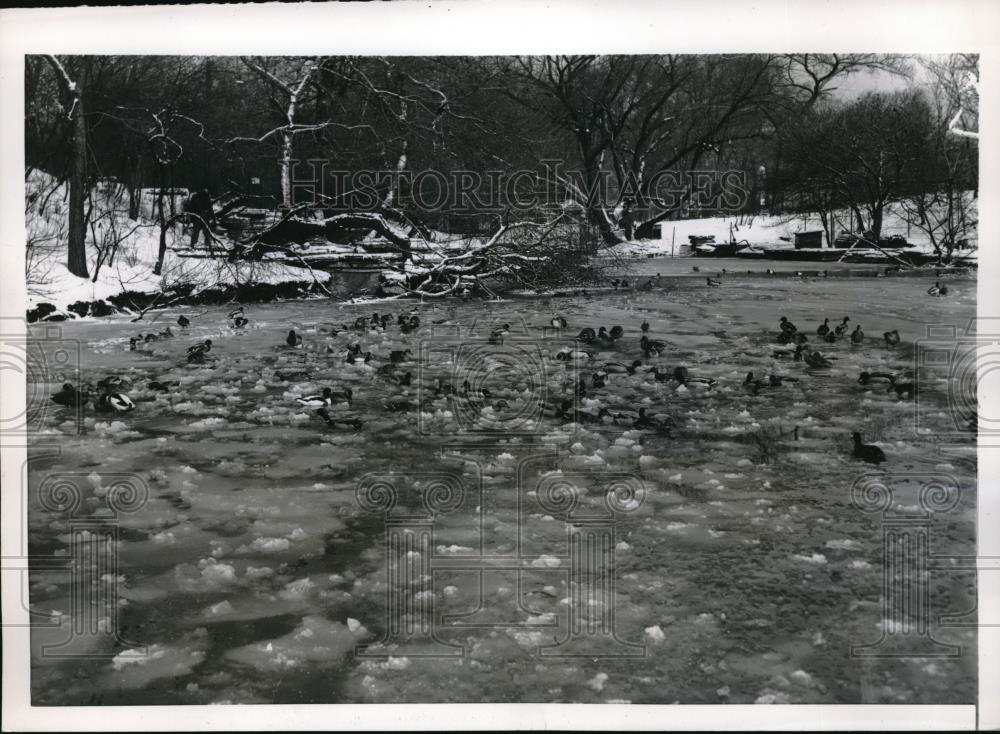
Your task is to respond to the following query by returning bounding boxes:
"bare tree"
[41,55,89,278]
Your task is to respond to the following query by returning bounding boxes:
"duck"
[604,359,643,375]
[639,280,654,292]
[744,371,770,393]
[488,323,510,345]
[574,377,588,397]
[434,378,457,397]
[850,325,865,344]
[461,380,492,400]
[384,398,416,412]
[706,277,721,287]
[232,316,249,329]
[572,406,613,424]
[817,318,830,336]
[228,306,244,322]
[389,349,412,364]
[939,283,949,296]
[852,432,886,464]
[316,408,362,431]
[632,407,673,435]
[883,330,900,348]
[555,348,593,363]
[646,367,673,383]
[296,388,336,408]
[345,350,373,364]
[640,320,650,333]
[346,342,362,357]
[887,376,916,399]
[370,312,382,327]
[640,335,666,356]
[147,380,180,392]
[550,315,568,329]
[187,339,213,364]
[834,317,850,337]
[768,374,799,387]
[380,314,393,328]
[576,327,597,344]
[399,315,421,334]
[927,282,942,296]
[129,336,140,351]
[352,316,369,331]
[50,383,89,408]
[591,372,608,389]
[609,325,624,341]
[97,375,130,391]
[286,329,303,348]
[673,366,717,388]
[779,316,797,334]
[177,315,190,328]
[593,327,618,349]
[95,391,135,413]
[542,399,574,420]
[388,371,412,387]
[822,331,837,344]
[692,266,701,273]
[858,371,895,386]
[803,350,833,368]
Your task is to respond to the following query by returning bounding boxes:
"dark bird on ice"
[852,432,886,464]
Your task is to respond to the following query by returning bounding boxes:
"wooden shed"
[793,230,825,249]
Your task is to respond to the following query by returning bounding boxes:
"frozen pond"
[27,272,977,704]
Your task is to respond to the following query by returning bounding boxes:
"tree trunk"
[280,131,293,209]
[67,69,89,278]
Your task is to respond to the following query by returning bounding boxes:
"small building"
[793,230,824,249]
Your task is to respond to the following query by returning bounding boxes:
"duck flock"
[49,278,964,465]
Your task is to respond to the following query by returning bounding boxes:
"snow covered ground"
[606,204,978,259]
[27,272,976,704]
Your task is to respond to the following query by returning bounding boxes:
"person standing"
[186,188,216,251]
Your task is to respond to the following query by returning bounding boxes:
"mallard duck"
[400,315,421,334]
[640,320,650,333]
[129,336,140,351]
[744,371,769,393]
[609,325,624,341]
[228,306,244,320]
[574,377,588,398]
[706,277,721,287]
[555,349,593,363]
[851,325,864,344]
[817,318,830,336]
[858,371,895,386]
[939,283,949,296]
[488,323,510,345]
[779,316,797,333]
[316,408,362,431]
[147,380,180,392]
[177,315,190,328]
[370,312,381,326]
[928,282,942,296]
[768,374,798,387]
[389,349,412,364]
[883,330,900,348]
[286,329,303,348]
[95,391,135,413]
[388,371,412,386]
[822,331,837,343]
[380,314,393,328]
[887,376,915,399]
[187,339,212,364]
[97,375,130,391]
[384,399,416,412]
[461,380,492,399]
[550,315,568,329]
[345,350,373,364]
[51,383,89,408]
[591,372,608,389]
[640,335,666,356]
[834,317,850,336]
[852,432,886,464]
[576,327,597,344]
[633,407,672,434]
[646,367,673,383]
[804,351,833,368]
[673,366,716,388]
[604,359,643,375]
[573,406,613,424]
[232,316,248,329]
[434,378,456,397]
